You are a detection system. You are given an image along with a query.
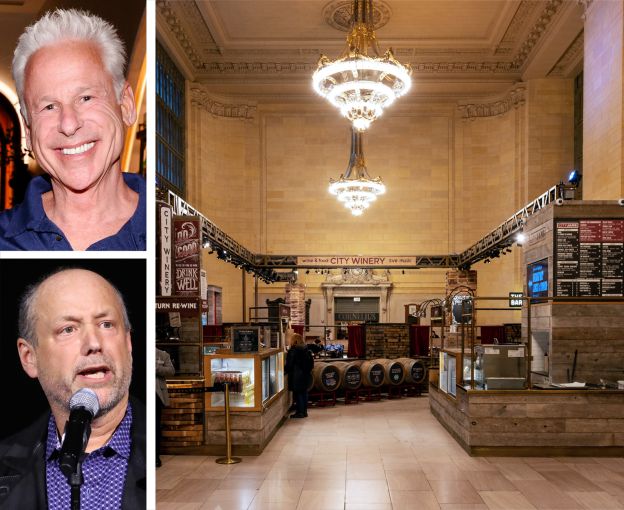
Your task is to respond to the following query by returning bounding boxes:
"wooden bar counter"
[429,370,624,456]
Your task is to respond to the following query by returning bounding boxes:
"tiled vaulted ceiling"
[157,0,585,102]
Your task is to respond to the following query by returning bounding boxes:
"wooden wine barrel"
[373,358,405,385]
[334,362,362,390]
[311,363,342,392]
[397,357,427,384]
[360,360,385,387]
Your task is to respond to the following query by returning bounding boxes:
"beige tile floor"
[156,397,624,510]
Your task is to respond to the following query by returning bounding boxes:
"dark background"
[0,259,146,439]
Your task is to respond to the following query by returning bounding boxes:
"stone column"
[582,0,624,198]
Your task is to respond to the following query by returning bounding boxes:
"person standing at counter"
[285,333,314,419]
[156,347,175,468]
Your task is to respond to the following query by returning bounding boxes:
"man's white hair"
[12,8,127,124]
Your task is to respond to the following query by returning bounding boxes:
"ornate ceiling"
[157,0,585,102]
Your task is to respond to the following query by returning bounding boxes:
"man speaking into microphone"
[0,267,145,508]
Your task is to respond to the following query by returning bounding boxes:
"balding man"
[0,268,145,508]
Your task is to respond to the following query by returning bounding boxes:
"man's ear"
[119,82,137,127]
[125,331,132,354]
[17,338,38,379]
[23,117,32,153]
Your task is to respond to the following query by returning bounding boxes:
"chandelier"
[329,128,385,216]
[312,0,412,131]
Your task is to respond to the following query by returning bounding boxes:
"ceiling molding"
[157,0,206,71]
[548,30,583,77]
[457,84,526,120]
[190,84,257,119]
[511,0,564,68]
[157,0,576,97]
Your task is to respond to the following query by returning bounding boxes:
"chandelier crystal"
[312,0,412,131]
[329,128,385,216]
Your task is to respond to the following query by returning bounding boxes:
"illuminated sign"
[509,292,523,308]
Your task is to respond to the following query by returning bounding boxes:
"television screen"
[527,259,549,298]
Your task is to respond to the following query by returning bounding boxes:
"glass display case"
[204,348,284,411]
[440,348,475,397]
[440,345,527,394]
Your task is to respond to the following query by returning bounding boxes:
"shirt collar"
[4,175,57,238]
[3,172,146,249]
[46,401,133,461]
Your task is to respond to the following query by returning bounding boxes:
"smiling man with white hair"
[0,8,145,251]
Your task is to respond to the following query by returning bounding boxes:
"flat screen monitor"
[527,258,548,298]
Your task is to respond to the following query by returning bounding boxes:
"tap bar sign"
[173,217,201,296]
[296,256,417,267]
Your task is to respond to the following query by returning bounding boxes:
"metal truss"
[165,190,256,266]
[456,184,563,267]
[164,183,570,276]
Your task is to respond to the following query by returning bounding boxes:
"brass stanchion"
[215,383,242,465]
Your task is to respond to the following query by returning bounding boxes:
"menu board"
[554,219,624,296]
[232,327,260,353]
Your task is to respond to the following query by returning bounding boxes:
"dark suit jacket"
[0,396,146,509]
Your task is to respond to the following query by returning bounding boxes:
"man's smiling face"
[23,40,135,193]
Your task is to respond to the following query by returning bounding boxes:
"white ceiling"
[157,0,585,102]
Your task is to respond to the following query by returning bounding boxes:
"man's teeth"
[83,371,106,379]
[62,142,94,155]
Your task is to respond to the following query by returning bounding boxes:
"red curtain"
[410,325,430,356]
[481,325,505,344]
[347,325,365,358]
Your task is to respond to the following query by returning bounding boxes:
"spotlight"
[568,169,582,186]
[515,233,526,245]
[202,239,211,249]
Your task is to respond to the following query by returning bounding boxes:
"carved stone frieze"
[323,0,392,32]
[512,0,564,68]
[495,1,538,56]
[457,84,526,120]
[324,269,390,285]
[202,62,317,74]
[157,0,205,70]
[190,86,257,119]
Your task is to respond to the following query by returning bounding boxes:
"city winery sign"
[296,256,416,267]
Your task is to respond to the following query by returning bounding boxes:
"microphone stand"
[68,461,84,510]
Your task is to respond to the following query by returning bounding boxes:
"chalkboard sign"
[232,327,260,353]
[554,219,624,297]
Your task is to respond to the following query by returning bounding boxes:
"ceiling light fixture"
[329,128,385,216]
[312,0,412,131]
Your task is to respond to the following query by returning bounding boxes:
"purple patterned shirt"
[45,403,132,510]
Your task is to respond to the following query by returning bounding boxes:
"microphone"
[59,388,100,479]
